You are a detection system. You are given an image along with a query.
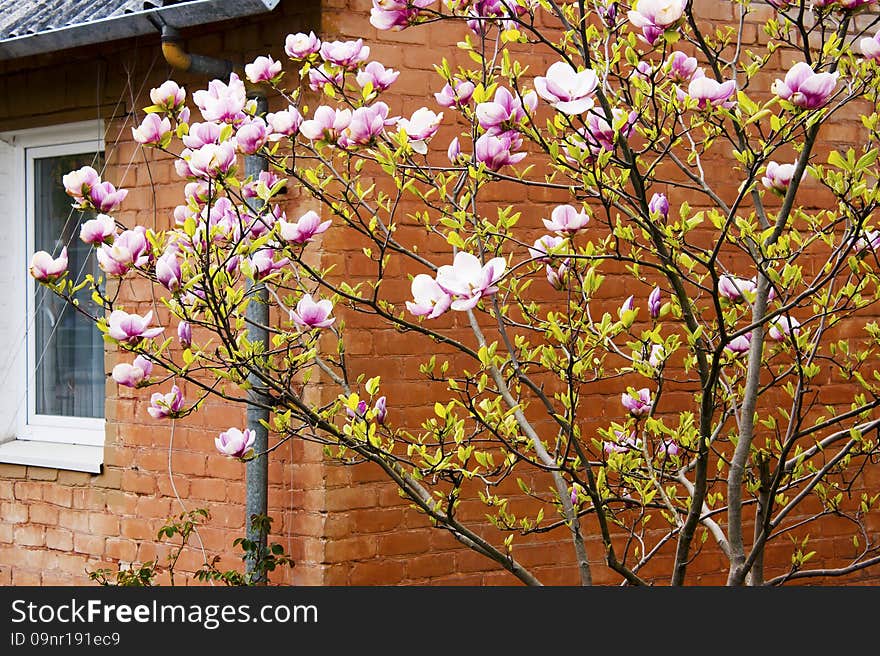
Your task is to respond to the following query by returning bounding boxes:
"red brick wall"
[1,0,879,586]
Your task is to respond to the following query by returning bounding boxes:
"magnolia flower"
[107,309,163,343]
[649,193,669,219]
[649,286,662,319]
[192,73,247,123]
[178,320,192,349]
[308,64,344,91]
[761,161,800,194]
[475,87,536,132]
[300,106,352,142]
[285,31,321,58]
[291,294,335,329]
[772,62,838,109]
[356,61,400,91]
[182,121,224,149]
[188,142,236,178]
[63,166,101,201]
[435,252,507,311]
[278,210,331,244]
[339,103,392,148]
[245,55,282,84]
[111,355,153,388]
[435,79,475,108]
[398,108,443,154]
[266,106,303,139]
[687,76,737,109]
[855,229,880,252]
[374,396,388,424]
[627,0,687,45]
[250,248,290,279]
[347,399,368,418]
[718,274,756,302]
[580,108,638,155]
[543,204,591,235]
[150,80,186,111]
[534,62,599,114]
[769,316,801,341]
[370,0,433,31]
[89,181,128,213]
[80,214,116,245]
[619,295,636,322]
[545,260,569,290]
[447,137,462,164]
[648,344,666,367]
[319,39,370,69]
[96,227,150,275]
[156,250,182,292]
[622,388,653,417]
[475,132,526,171]
[528,235,565,262]
[604,430,640,454]
[406,274,453,318]
[29,248,68,282]
[215,427,256,459]
[666,51,699,82]
[132,113,172,145]
[148,385,185,419]
[725,332,752,354]
[235,118,268,155]
[659,439,680,457]
[860,30,880,60]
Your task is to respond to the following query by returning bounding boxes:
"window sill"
[0,439,103,473]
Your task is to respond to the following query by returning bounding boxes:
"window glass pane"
[32,152,105,419]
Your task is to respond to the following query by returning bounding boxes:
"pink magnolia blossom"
[235,118,269,155]
[627,0,686,45]
[291,294,335,329]
[860,30,880,60]
[475,132,526,171]
[542,204,591,235]
[648,344,666,367]
[215,427,256,459]
[80,214,116,245]
[339,103,393,148]
[278,210,332,244]
[178,320,192,348]
[192,73,247,124]
[148,385,185,419]
[855,229,880,252]
[604,430,641,454]
[150,80,186,112]
[622,387,653,417]
[107,309,163,343]
[245,55,282,84]
[687,76,737,109]
[649,286,662,319]
[370,0,433,31]
[545,260,570,290]
[659,439,680,457]
[63,166,101,201]
[156,250,182,292]
[435,252,506,312]
[356,61,400,91]
[250,248,290,279]
[300,106,352,143]
[308,64,344,91]
[649,192,669,219]
[29,248,68,282]
[266,106,303,140]
[398,108,443,154]
[534,62,599,115]
[111,355,153,388]
[772,62,838,109]
[769,316,801,341]
[320,39,370,69]
[447,137,462,164]
[581,108,638,154]
[718,274,756,302]
[285,31,321,58]
[761,161,801,194]
[406,274,453,319]
[97,228,150,275]
[725,332,752,355]
[188,142,236,178]
[374,396,388,424]
[528,235,565,262]
[132,113,172,145]
[666,51,699,82]
[89,181,128,213]
[619,295,636,320]
[435,79,475,108]
[182,121,224,149]
[475,87,537,132]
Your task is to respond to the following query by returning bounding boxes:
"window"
[0,120,106,472]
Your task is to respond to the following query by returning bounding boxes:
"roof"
[0,0,280,61]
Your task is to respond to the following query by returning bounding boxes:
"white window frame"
[0,120,106,472]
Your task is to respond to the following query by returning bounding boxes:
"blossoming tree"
[31,0,880,585]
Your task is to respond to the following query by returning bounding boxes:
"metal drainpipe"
[159,25,271,583]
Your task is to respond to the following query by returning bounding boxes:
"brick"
[349,559,406,585]
[45,528,74,551]
[26,467,58,481]
[1,501,28,523]
[14,525,44,547]
[88,513,120,536]
[0,464,27,479]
